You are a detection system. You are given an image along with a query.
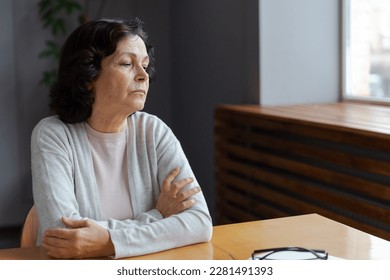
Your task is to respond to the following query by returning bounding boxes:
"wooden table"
[1,214,389,260]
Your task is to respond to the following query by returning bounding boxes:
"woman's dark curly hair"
[49,18,155,123]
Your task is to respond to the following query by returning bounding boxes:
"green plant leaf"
[40,69,58,86]
[38,0,85,87]
[38,41,60,59]
[64,0,82,14]
[52,18,66,35]
[38,0,52,16]
[42,13,54,29]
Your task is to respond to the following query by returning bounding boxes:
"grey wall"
[0,0,54,226]
[170,0,259,219]
[259,0,340,105]
[0,0,31,226]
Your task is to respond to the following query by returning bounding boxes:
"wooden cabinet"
[215,103,390,241]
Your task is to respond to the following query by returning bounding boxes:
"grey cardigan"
[31,112,212,258]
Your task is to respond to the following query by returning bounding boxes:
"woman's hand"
[43,217,115,259]
[156,168,201,218]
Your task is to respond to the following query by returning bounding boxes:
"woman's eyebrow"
[118,52,149,61]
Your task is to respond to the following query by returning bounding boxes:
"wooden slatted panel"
[215,103,390,241]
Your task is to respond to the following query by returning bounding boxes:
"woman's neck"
[87,112,128,133]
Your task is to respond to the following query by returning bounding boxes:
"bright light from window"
[344,0,390,101]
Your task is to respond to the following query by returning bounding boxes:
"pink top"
[86,123,133,220]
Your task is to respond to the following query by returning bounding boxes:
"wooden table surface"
[1,214,389,260]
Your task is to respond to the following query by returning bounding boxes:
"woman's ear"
[86,82,93,91]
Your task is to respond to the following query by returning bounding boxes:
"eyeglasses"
[252,246,328,260]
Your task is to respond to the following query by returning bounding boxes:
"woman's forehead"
[102,36,149,64]
[116,36,147,53]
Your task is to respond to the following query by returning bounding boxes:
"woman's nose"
[135,66,149,82]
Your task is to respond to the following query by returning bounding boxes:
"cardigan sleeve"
[31,118,85,244]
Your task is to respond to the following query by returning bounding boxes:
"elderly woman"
[31,18,212,259]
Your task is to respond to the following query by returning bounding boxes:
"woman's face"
[91,35,150,118]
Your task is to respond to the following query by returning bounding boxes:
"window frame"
[341,0,390,105]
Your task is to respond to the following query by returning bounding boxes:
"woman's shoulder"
[129,112,175,141]
[36,115,64,125]
[129,112,170,130]
[31,116,68,151]
[32,116,84,142]
[31,116,87,155]
[32,116,67,135]
[130,111,163,123]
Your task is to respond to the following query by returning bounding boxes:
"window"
[343,0,390,101]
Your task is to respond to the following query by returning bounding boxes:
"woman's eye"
[120,63,132,67]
